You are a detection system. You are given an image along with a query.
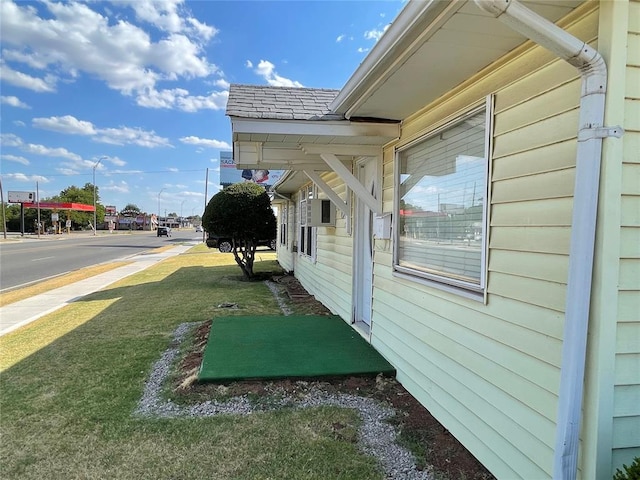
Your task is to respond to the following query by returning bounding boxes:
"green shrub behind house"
[202,182,277,279]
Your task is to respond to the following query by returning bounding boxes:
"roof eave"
[329,0,455,118]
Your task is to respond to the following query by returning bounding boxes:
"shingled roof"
[226,84,343,121]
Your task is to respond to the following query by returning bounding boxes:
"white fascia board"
[234,142,352,171]
[231,117,398,141]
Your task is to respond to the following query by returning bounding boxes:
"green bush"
[614,457,640,480]
[202,182,276,279]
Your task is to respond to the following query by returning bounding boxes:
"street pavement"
[0,242,195,337]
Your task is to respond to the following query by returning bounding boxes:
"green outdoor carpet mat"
[198,315,395,382]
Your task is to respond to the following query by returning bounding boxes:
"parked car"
[157,226,171,237]
[205,232,276,253]
[195,225,203,233]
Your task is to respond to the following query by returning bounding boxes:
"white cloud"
[214,78,230,89]
[179,190,204,198]
[0,0,222,111]
[1,95,30,108]
[30,115,172,148]
[32,115,96,135]
[105,156,127,167]
[246,60,253,68]
[94,126,172,148]
[364,25,390,42]
[0,133,24,147]
[0,62,57,92]
[56,167,80,176]
[121,0,217,41]
[136,87,228,112]
[13,120,26,127]
[336,34,345,43]
[180,136,231,149]
[22,143,83,162]
[1,154,30,165]
[357,47,369,54]
[251,60,303,88]
[168,167,179,172]
[102,181,129,193]
[3,172,50,183]
[1,133,96,172]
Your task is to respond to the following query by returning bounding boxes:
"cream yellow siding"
[293,173,354,321]
[611,0,640,470]
[267,1,638,478]
[372,6,601,479]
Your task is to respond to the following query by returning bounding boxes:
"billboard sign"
[219,151,283,190]
[8,191,35,203]
[105,205,117,215]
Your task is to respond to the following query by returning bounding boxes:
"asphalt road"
[0,230,203,291]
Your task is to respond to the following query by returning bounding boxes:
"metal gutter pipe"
[473,1,623,479]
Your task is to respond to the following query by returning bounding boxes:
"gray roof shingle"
[226,84,343,121]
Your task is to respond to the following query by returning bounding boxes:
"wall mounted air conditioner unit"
[309,199,336,226]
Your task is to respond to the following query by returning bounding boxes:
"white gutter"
[473,1,624,479]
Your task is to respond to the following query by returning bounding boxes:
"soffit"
[334,0,584,120]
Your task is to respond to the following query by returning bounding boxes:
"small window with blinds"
[395,105,489,291]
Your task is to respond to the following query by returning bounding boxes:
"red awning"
[22,202,96,212]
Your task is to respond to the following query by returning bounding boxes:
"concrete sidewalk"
[0,243,194,337]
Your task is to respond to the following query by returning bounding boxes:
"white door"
[353,158,377,328]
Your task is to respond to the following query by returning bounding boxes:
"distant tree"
[119,203,143,230]
[120,204,142,216]
[54,183,104,229]
[202,182,276,279]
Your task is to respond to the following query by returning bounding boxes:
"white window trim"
[279,203,288,247]
[392,96,493,298]
[298,185,317,262]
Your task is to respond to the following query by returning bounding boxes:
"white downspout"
[473,1,624,479]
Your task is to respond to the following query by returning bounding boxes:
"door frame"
[352,156,380,340]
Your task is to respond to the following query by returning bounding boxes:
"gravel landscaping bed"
[135,322,432,480]
[134,274,495,480]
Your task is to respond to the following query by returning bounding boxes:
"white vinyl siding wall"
[293,173,353,321]
[613,0,640,469]
[371,6,599,479]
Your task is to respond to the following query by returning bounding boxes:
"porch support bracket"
[303,170,350,218]
[319,153,382,215]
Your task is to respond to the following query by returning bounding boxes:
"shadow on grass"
[0,255,391,479]
[0,256,284,374]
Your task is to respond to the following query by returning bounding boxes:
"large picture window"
[395,105,490,291]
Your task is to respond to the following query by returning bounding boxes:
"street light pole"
[93,157,105,236]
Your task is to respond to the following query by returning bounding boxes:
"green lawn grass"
[0,248,383,479]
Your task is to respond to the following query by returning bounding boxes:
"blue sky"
[0,0,403,217]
